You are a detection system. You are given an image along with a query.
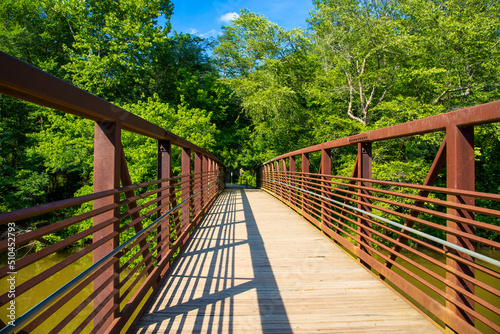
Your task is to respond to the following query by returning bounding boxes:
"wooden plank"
[132,189,443,334]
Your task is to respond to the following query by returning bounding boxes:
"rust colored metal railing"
[0,52,225,333]
[259,100,500,334]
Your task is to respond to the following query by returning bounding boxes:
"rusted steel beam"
[321,149,332,232]
[383,138,447,276]
[92,121,121,329]
[299,175,499,248]
[181,148,192,233]
[108,188,222,334]
[281,158,287,201]
[202,155,209,207]
[301,153,310,215]
[0,174,181,227]
[157,141,172,217]
[338,156,359,235]
[313,175,500,222]
[446,125,475,329]
[263,100,500,164]
[0,52,221,164]
[289,156,296,206]
[194,152,202,215]
[274,160,280,199]
[21,259,115,333]
[157,140,171,270]
[332,174,500,202]
[263,179,485,334]
[358,142,372,269]
[120,148,153,274]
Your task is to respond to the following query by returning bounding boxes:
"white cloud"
[218,12,240,24]
[200,29,221,38]
[187,28,198,35]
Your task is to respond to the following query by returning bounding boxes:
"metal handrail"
[0,180,219,334]
[262,178,500,269]
[0,52,222,164]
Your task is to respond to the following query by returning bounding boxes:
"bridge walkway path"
[133,187,441,333]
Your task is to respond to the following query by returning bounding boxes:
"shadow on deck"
[133,188,292,333]
[133,188,441,333]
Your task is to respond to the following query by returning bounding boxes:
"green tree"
[61,0,174,103]
[214,10,315,162]
[309,0,409,126]
[398,0,500,106]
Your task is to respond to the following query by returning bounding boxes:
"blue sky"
[168,0,315,38]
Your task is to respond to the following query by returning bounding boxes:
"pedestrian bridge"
[133,186,440,333]
[0,52,499,334]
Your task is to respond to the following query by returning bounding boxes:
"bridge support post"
[267,162,274,192]
[301,153,310,216]
[210,159,215,196]
[274,160,280,199]
[321,149,332,232]
[181,148,192,233]
[157,140,171,273]
[202,155,208,207]
[446,125,475,329]
[358,142,372,269]
[92,120,121,330]
[290,156,296,205]
[266,164,271,190]
[194,152,202,217]
[262,164,267,190]
[281,158,287,202]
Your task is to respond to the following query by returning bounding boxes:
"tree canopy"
[0,0,499,217]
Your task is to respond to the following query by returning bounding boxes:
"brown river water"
[1,247,499,333]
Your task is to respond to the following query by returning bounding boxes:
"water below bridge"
[132,186,442,333]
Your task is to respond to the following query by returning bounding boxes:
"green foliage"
[214,10,316,162]
[61,0,173,103]
[121,97,218,179]
[310,0,410,126]
[1,0,500,258]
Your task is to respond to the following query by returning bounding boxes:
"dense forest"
[1,0,499,220]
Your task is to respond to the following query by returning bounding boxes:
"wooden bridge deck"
[133,187,442,333]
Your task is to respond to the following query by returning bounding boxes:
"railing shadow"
[137,188,292,333]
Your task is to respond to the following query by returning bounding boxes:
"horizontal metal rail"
[0,51,221,164]
[259,104,500,333]
[264,100,500,164]
[264,178,500,269]
[0,181,217,334]
[0,52,226,334]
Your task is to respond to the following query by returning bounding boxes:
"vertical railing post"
[269,162,274,194]
[208,159,213,199]
[281,158,287,202]
[202,155,208,208]
[194,152,202,218]
[446,125,475,329]
[262,164,268,190]
[358,142,372,268]
[290,156,296,206]
[92,120,121,329]
[157,140,171,270]
[274,160,280,198]
[321,149,332,232]
[269,163,272,191]
[257,166,261,189]
[301,153,310,216]
[212,160,216,196]
[181,148,191,233]
[267,164,271,190]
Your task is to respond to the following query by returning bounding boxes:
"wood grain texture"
[132,187,442,333]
